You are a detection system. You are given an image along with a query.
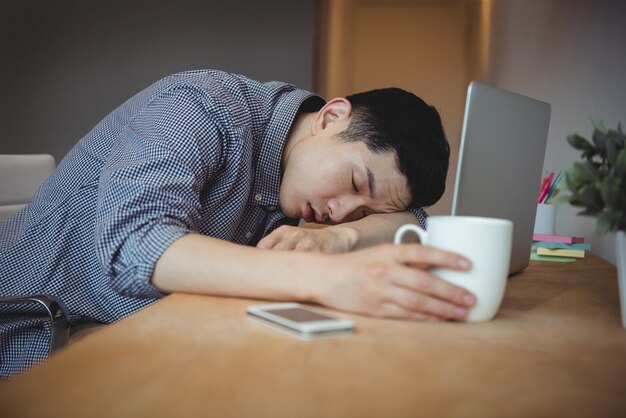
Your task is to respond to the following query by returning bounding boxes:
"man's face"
[279,118,412,224]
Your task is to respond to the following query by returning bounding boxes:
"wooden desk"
[1,254,625,417]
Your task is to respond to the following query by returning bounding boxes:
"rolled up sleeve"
[94,86,224,298]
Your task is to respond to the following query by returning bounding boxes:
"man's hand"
[258,212,422,254]
[257,225,358,253]
[154,234,476,322]
[311,243,476,321]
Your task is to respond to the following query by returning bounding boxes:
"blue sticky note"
[532,242,591,250]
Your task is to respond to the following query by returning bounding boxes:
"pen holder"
[534,203,556,235]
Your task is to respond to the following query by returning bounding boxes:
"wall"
[0,0,315,162]
[487,0,626,263]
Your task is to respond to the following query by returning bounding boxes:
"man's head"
[337,88,450,209]
[279,88,449,224]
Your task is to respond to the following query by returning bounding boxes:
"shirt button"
[268,205,278,211]
[255,193,262,202]
[245,231,253,239]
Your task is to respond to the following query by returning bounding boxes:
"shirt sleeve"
[408,207,428,229]
[94,86,225,298]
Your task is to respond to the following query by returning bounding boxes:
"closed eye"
[351,173,358,193]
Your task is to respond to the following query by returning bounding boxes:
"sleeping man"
[0,69,475,377]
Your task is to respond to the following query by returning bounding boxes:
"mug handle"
[394,224,428,245]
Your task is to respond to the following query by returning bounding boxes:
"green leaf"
[591,119,608,133]
[579,208,603,218]
[573,161,599,182]
[579,185,603,211]
[602,177,620,207]
[564,171,575,190]
[565,170,584,192]
[607,137,617,167]
[615,148,626,178]
[581,150,593,163]
[567,134,594,151]
[569,196,583,207]
[565,121,626,231]
[593,128,609,152]
[607,128,625,147]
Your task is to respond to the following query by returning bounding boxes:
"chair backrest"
[0,154,56,223]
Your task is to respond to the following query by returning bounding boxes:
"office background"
[1,0,625,263]
[0,0,316,160]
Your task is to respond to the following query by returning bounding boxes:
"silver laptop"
[451,82,551,274]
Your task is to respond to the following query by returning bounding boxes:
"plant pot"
[617,230,626,329]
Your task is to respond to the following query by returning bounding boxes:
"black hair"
[337,88,450,208]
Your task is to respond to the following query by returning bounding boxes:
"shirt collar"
[252,89,324,210]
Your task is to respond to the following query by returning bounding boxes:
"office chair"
[0,154,70,354]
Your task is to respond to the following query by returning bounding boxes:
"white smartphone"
[246,303,355,340]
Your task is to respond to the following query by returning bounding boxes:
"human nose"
[327,195,363,224]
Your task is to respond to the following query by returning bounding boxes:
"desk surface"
[1,254,625,417]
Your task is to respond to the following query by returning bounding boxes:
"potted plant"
[565,121,626,328]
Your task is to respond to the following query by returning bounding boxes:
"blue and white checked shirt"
[0,70,427,378]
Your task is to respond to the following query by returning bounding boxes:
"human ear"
[311,98,352,135]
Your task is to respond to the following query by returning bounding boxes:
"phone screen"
[264,308,335,323]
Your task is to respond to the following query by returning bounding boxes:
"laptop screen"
[451,82,551,274]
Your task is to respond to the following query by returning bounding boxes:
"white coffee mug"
[394,216,514,322]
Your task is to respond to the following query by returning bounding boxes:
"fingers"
[385,285,470,321]
[370,302,444,322]
[257,227,321,252]
[352,244,476,321]
[387,244,476,311]
[389,268,476,311]
[275,238,317,252]
[256,234,278,250]
[257,226,346,253]
[257,226,304,251]
[255,226,283,250]
[392,243,471,271]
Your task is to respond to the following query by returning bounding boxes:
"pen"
[538,172,555,203]
[545,171,562,203]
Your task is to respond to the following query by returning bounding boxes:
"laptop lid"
[451,82,551,274]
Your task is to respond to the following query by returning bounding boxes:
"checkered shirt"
[0,69,427,378]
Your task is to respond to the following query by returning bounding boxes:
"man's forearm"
[150,231,477,322]
[151,233,324,301]
[329,211,420,250]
